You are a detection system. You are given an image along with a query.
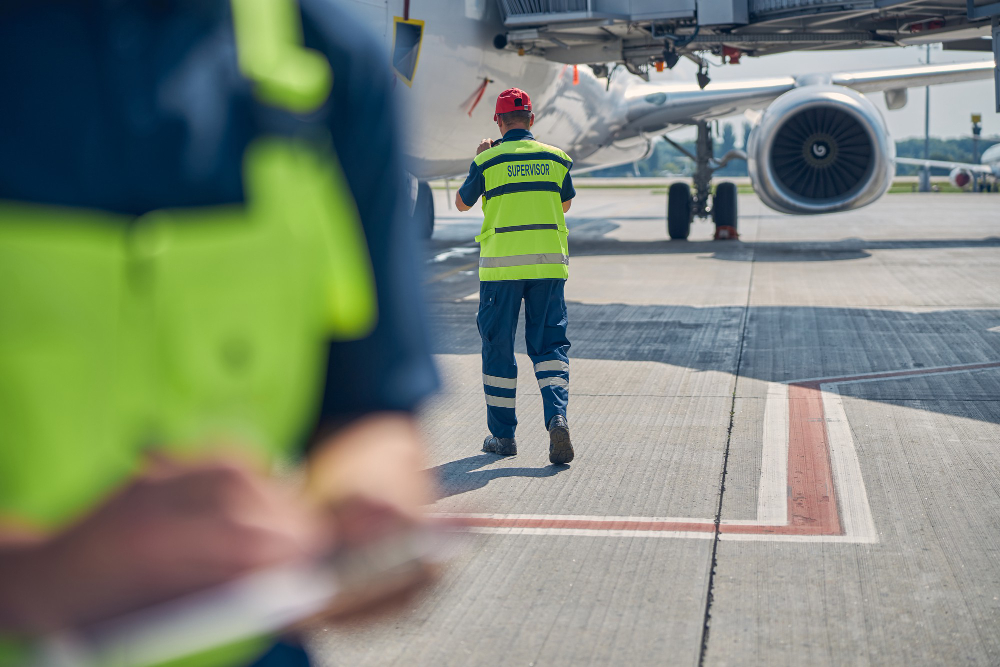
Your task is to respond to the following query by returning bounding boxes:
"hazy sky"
[651,45,998,142]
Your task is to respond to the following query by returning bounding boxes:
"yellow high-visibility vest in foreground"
[0,0,376,664]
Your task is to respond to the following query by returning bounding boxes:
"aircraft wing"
[895,157,994,174]
[828,61,997,94]
[622,61,996,137]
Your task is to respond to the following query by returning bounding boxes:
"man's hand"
[304,413,438,620]
[0,456,322,633]
[476,139,493,155]
[307,413,434,531]
[0,415,439,635]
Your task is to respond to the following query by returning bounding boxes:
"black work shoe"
[482,435,517,456]
[547,415,574,464]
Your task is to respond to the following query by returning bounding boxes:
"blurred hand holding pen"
[0,414,456,666]
[0,0,446,663]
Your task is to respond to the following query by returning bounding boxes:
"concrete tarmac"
[313,188,1000,666]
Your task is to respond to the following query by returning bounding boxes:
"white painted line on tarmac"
[434,362,1000,544]
[757,381,789,527]
[430,246,478,263]
[465,528,717,539]
[821,384,879,544]
[786,360,1000,386]
[719,532,879,544]
[437,513,714,524]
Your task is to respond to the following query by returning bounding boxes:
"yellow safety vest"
[0,0,376,664]
[473,139,572,281]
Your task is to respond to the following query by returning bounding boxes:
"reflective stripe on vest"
[479,253,569,269]
[473,139,572,281]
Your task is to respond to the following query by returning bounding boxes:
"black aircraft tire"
[712,182,738,229]
[416,181,435,239]
[667,182,692,240]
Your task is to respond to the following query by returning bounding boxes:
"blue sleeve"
[303,1,439,428]
[458,161,485,207]
[561,170,576,202]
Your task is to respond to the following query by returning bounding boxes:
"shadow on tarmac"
[429,454,568,499]
[424,223,1000,426]
[568,232,1000,263]
[429,303,1000,426]
[427,218,1000,264]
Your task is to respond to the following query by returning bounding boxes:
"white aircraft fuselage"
[980,144,1000,177]
[343,0,996,220]
[346,1,653,178]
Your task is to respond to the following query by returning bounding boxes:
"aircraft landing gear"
[712,182,738,239]
[667,182,692,240]
[663,120,745,241]
[416,180,435,239]
[693,120,714,226]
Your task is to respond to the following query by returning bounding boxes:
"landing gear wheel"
[712,182,738,240]
[667,182,692,240]
[416,181,435,239]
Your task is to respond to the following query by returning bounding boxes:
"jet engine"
[747,86,895,215]
[949,167,973,189]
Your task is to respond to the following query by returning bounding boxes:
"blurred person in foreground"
[0,0,438,665]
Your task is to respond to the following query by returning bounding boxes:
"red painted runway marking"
[781,382,841,534]
[440,361,1000,539]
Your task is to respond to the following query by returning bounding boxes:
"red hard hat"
[494,88,532,122]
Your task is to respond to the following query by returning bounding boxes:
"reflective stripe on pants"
[477,278,570,438]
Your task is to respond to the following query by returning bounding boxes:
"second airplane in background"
[897,142,1000,191]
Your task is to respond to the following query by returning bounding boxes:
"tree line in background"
[583,122,1000,178]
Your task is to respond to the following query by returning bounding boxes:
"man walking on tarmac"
[455,88,576,465]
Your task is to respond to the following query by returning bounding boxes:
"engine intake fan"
[748,86,894,215]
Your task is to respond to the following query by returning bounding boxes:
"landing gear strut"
[693,120,714,222]
[664,121,744,240]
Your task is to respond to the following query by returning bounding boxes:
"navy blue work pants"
[477,279,570,439]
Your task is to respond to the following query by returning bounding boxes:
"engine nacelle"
[747,86,895,215]
[949,167,973,189]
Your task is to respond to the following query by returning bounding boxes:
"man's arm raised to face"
[455,140,493,214]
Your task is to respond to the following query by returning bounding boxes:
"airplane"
[343,1,996,240]
[896,143,1000,191]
